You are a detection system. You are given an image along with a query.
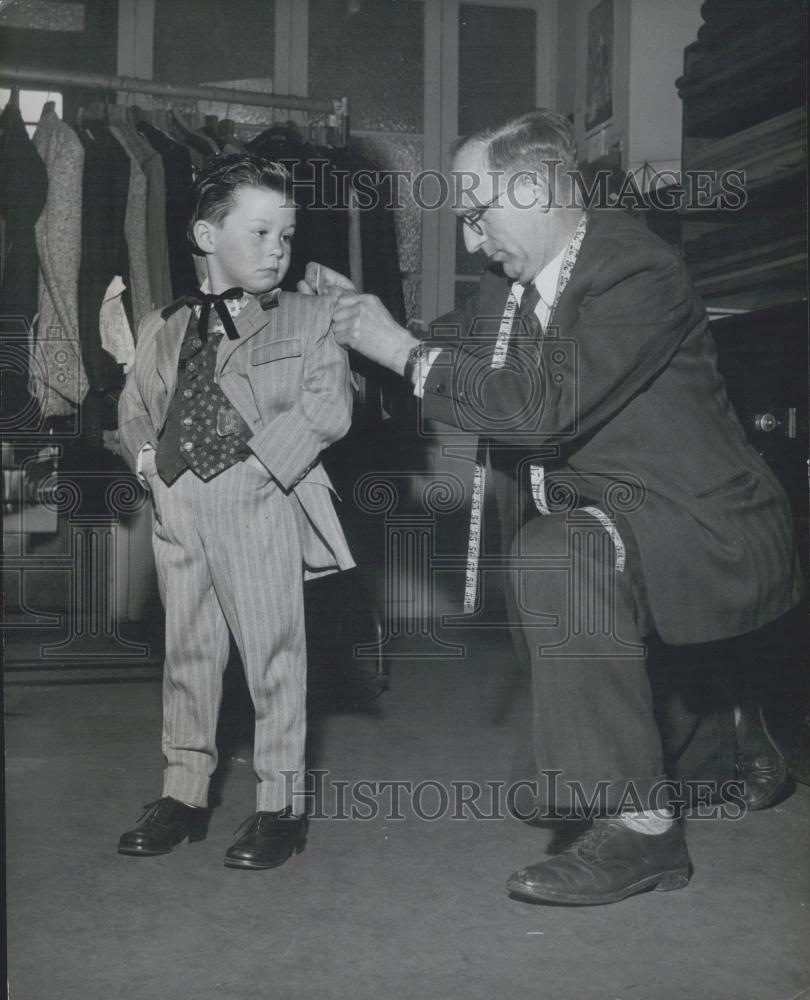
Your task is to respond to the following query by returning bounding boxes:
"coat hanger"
[84,90,106,122]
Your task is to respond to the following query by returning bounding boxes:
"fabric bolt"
[148,458,307,810]
[99,276,136,373]
[108,119,152,331]
[31,106,89,417]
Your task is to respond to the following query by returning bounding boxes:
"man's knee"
[510,512,571,562]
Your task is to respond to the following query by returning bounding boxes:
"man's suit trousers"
[148,459,306,811]
[507,508,668,816]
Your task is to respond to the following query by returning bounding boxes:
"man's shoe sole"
[506,865,691,905]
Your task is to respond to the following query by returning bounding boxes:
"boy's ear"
[192,218,217,255]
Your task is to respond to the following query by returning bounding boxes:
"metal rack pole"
[0,65,335,115]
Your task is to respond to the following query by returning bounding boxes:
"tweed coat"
[31,106,89,416]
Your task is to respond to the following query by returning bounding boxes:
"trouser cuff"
[163,765,209,808]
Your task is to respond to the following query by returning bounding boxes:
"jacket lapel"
[155,306,191,397]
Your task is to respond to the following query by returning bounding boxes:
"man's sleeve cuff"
[413,348,443,398]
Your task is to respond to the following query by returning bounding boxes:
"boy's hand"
[138,445,158,482]
[297,262,357,297]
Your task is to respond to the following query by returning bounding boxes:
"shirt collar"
[532,245,568,310]
[197,278,252,326]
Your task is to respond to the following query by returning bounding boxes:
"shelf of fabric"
[682,107,807,198]
[683,231,807,311]
[677,12,805,137]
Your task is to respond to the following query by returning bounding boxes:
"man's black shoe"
[736,704,791,811]
[506,820,691,905]
[118,796,204,856]
[224,808,308,870]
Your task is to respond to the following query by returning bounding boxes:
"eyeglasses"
[460,189,505,235]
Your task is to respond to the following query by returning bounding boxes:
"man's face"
[452,142,550,283]
[199,186,296,295]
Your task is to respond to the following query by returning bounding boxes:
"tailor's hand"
[297,262,357,296]
[331,293,419,376]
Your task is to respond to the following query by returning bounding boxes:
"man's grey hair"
[452,109,578,202]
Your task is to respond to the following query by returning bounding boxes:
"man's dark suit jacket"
[421,209,804,646]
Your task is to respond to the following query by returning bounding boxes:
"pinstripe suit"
[119,291,354,810]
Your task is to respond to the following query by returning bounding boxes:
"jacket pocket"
[694,470,755,499]
[251,338,302,365]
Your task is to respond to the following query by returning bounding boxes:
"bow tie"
[184,287,244,341]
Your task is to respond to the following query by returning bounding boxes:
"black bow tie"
[185,287,244,341]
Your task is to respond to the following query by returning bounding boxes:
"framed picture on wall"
[585,0,613,133]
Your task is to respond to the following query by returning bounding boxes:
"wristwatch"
[403,341,429,386]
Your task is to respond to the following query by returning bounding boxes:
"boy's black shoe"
[224,808,308,870]
[118,796,203,856]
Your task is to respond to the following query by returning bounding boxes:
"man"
[305,110,804,905]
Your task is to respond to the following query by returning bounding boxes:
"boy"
[117,154,354,870]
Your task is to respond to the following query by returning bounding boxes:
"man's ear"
[511,170,550,212]
[192,218,217,255]
[527,174,552,212]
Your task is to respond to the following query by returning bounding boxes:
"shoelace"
[136,798,165,823]
[231,808,296,837]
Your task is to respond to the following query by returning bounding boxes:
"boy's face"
[198,185,296,295]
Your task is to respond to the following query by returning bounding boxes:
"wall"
[558,0,702,174]
[626,0,703,174]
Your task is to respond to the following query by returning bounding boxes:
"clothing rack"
[0,65,350,145]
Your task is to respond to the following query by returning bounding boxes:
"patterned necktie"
[517,282,542,340]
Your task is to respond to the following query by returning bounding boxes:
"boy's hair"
[187,153,294,255]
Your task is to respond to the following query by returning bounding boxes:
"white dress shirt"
[415,245,568,397]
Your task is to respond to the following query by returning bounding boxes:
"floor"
[4,631,810,1000]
